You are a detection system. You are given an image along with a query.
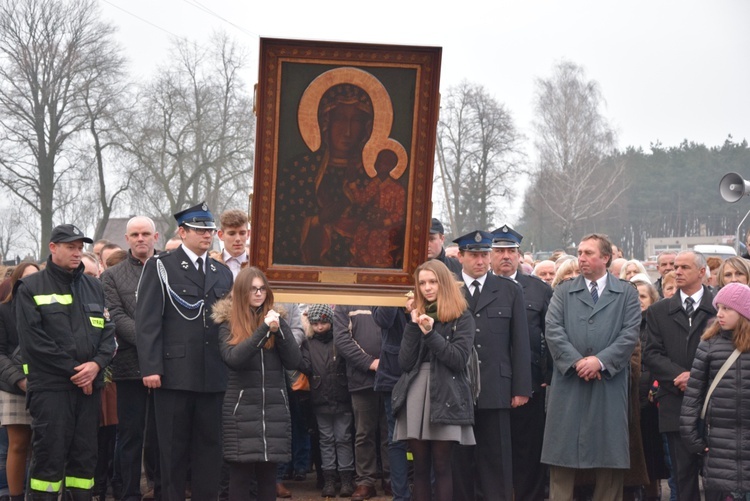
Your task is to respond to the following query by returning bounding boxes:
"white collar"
[679,287,704,307]
[181,244,207,270]
[584,274,607,294]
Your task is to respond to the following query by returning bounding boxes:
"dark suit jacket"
[461,272,532,409]
[515,273,553,388]
[136,246,233,392]
[643,285,716,432]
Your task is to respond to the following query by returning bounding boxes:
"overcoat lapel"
[474,274,496,313]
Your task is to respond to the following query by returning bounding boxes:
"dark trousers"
[28,389,100,492]
[383,392,410,501]
[228,462,275,501]
[116,379,160,501]
[351,389,390,487]
[452,408,512,501]
[665,431,701,501]
[510,388,547,501]
[153,389,223,501]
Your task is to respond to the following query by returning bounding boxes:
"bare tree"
[527,60,628,247]
[435,81,524,236]
[0,0,125,257]
[120,32,254,237]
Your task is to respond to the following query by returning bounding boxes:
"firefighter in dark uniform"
[14,224,116,501]
[450,230,532,501]
[135,203,233,501]
[490,225,553,501]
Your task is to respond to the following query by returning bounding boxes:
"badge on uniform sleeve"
[181,261,189,269]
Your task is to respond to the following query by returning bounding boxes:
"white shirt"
[584,274,608,298]
[222,249,248,279]
[462,271,487,295]
[180,244,207,272]
[679,287,704,311]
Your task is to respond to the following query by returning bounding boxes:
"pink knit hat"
[713,282,750,320]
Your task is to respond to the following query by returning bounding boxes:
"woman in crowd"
[620,260,649,281]
[0,262,40,501]
[706,257,723,289]
[633,279,668,500]
[551,258,579,288]
[716,256,750,288]
[680,282,750,501]
[213,267,302,501]
[392,259,475,501]
[661,271,677,299]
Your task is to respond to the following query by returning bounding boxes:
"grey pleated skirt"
[393,363,475,445]
[0,390,31,426]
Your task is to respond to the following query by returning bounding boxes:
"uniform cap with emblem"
[174,202,216,229]
[50,224,93,244]
[491,225,523,248]
[453,230,494,252]
[307,304,334,324]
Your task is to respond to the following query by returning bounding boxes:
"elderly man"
[542,233,640,501]
[654,251,676,297]
[643,251,715,501]
[452,230,531,501]
[490,225,552,501]
[533,260,556,285]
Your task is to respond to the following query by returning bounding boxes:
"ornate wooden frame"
[251,38,442,304]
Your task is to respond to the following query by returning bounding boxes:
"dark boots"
[321,470,337,497]
[338,470,355,498]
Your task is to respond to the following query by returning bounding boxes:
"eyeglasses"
[251,286,267,294]
[188,227,216,235]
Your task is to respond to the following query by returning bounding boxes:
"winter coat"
[371,306,408,392]
[101,250,153,381]
[300,329,351,414]
[333,306,381,392]
[680,331,750,494]
[0,300,25,394]
[393,309,476,426]
[14,257,116,392]
[643,286,716,432]
[541,273,640,469]
[213,298,302,464]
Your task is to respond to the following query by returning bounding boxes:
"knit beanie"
[306,304,334,324]
[713,282,750,321]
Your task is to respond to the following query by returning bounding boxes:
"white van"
[692,244,737,260]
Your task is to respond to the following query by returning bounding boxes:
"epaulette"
[496,274,517,283]
[154,250,173,259]
[210,258,229,269]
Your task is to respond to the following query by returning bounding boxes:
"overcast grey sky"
[100,0,750,153]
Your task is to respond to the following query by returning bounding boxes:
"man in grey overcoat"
[541,233,640,501]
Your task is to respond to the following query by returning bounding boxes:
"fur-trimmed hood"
[210,295,287,325]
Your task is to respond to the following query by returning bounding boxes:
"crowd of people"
[0,206,748,501]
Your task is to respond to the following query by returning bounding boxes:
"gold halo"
[297,67,408,179]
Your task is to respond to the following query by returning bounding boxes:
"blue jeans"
[384,392,410,501]
[277,391,311,480]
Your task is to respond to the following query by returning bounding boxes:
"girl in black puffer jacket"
[214,267,302,501]
[300,304,355,497]
[681,282,750,501]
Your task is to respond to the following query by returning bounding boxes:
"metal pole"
[735,207,750,255]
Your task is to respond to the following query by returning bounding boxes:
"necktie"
[685,297,694,316]
[590,282,599,304]
[196,257,205,277]
[471,280,481,309]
